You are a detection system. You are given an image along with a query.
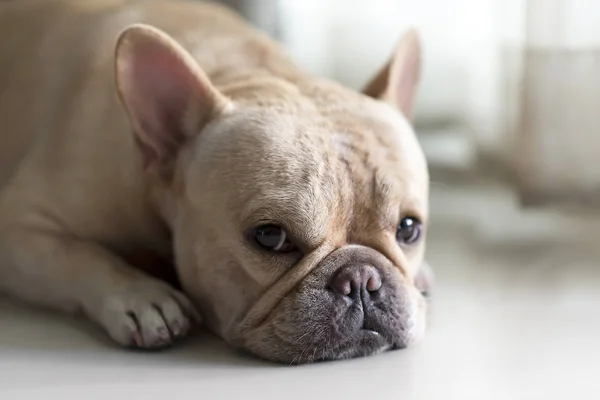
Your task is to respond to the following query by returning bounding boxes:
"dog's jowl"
[0,0,432,363]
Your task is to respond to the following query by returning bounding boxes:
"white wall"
[277,0,525,155]
[515,0,600,202]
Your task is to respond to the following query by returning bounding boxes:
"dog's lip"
[357,328,388,348]
[286,328,393,363]
[317,329,390,362]
[361,328,381,337]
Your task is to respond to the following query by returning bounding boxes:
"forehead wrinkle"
[198,87,426,244]
[235,142,333,246]
[329,128,399,223]
[372,169,403,229]
[325,112,428,247]
[241,184,329,246]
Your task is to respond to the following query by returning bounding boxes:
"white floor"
[1,179,600,400]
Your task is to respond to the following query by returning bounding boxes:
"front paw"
[93,281,201,349]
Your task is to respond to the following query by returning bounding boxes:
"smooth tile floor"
[1,179,599,400]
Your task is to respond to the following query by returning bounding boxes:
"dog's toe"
[136,305,174,349]
[156,297,191,339]
[94,281,200,349]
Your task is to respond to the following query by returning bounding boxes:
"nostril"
[331,278,352,296]
[329,265,382,297]
[367,275,382,292]
[329,269,355,297]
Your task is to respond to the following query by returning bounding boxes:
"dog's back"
[0,0,125,185]
[0,0,294,189]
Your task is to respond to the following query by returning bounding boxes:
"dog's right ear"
[361,29,421,120]
[115,24,230,174]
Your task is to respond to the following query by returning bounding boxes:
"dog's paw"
[93,281,201,349]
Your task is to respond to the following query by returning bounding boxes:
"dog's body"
[0,0,431,363]
[0,0,295,246]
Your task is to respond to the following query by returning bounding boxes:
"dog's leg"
[0,224,199,349]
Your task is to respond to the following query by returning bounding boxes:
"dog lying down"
[0,0,433,364]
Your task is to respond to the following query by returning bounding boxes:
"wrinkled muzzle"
[231,245,427,364]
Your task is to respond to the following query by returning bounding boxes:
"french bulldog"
[0,0,432,364]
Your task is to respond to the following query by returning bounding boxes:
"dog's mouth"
[227,246,425,364]
[308,328,397,364]
[362,328,381,337]
[239,296,416,365]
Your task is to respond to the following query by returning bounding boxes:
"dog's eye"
[254,225,296,252]
[396,217,422,245]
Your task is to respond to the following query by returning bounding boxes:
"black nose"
[329,265,382,298]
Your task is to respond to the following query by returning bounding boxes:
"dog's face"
[116,25,429,363]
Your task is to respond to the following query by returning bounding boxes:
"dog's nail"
[157,327,170,340]
[133,331,143,347]
[170,322,182,336]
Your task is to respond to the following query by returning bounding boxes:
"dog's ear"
[115,24,230,173]
[362,29,421,119]
[415,261,434,297]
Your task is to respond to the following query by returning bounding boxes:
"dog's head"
[115,24,430,363]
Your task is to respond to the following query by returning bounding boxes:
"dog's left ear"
[362,29,421,119]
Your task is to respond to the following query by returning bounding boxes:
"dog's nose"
[329,265,382,298]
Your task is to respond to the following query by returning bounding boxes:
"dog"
[0,0,432,364]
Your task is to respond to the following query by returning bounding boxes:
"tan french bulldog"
[0,0,432,364]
